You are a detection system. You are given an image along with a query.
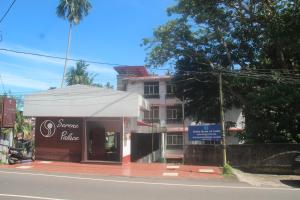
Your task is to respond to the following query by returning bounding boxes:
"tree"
[56,0,92,87]
[144,0,300,143]
[13,111,32,139]
[66,60,96,85]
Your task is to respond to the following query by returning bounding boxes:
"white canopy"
[23,85,149,117]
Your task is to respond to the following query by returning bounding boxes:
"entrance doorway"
[86,121,121,162]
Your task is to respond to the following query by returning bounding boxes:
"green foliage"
[66,60,95,86]
[223,163,234,176]
[144,0,300,143]
[14,111,32,138]
[1,111,32,139]
[56,0,92,25]
[239,84,300,143]
[66,60,114,88]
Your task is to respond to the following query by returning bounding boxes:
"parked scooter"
[8,139,35,165]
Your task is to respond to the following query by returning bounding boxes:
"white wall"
[125,78,184,128]
[224,107,245,129]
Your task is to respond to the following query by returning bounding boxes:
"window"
[166,82,176,98]
[144,106,159,123]
[144,82,159,98]
[166,105,182,123]
[166,133,183,149]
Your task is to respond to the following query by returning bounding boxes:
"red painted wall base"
[122,155,131,164]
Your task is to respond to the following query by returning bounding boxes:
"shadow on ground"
[280,180,300,188]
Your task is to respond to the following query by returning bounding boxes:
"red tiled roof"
[114,66,149,77]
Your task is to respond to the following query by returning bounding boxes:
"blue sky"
[0,0,175,96]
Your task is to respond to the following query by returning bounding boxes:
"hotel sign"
[188,124,221,141]
[36,118,82,142]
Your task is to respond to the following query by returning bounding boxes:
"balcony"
[165,93,176,99]
[144,119,160,124]
[166,118,182,124]
[143,94,160,99]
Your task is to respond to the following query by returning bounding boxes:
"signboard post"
[188,124,221,142]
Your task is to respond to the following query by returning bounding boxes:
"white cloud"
[0,60,59,77]
[1,73,51,90]
[88,64,116,75]
[1,43,65,66]
[0,42,117,90]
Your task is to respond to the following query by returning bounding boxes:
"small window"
[166,105,182,123]
[144,106,159,123]
[166,83,176,94]
[167,108,177,119]
[166,133,183,149]
[144,82,159,95]
[144,82,160,98]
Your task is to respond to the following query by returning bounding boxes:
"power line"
[0,48,127,66]
[0,0,16,24]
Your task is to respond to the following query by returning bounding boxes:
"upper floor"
[114,66,182,106]
[114,66,185,128]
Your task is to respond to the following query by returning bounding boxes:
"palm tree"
[56,0,92,88]
[13,111,32,139]
[66,60,96,85]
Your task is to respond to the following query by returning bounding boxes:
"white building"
[115,66,190,162]
[115,66,244,162]
[23,85,151,164]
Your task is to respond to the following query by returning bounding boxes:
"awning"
[166,127,188,133]
[137,120,152,127]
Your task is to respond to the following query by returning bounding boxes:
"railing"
[143,119,160,124]
[165,93,176,98]
[143,94,160,99]
[166,119,183,124]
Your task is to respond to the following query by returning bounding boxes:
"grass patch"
[223,163,234,177]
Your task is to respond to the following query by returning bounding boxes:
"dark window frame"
[166,105,182,123]
[144,106,160,123]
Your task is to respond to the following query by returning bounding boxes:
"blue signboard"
[188,124,222,141]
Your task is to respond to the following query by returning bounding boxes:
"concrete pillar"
[161,132,165,161]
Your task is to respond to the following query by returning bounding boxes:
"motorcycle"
[8,140,35,165]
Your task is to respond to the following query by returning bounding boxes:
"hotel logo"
[40,120,56,138]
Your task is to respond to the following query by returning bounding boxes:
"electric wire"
[0,48,127,66]
[1,47,300,98]
[0,0,16,24]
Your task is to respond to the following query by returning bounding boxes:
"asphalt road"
[0,169,299,200]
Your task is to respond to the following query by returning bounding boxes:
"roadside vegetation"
[144,0,300,144]
[223,163,234,177]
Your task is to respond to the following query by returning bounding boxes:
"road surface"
[0,169,299,200]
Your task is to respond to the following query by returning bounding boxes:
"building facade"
[115,66,189,162]
[23,85,150,164]
[115,66,245,162]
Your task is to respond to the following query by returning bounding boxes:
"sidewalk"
[233,168,300,188]
[0,160,223,180]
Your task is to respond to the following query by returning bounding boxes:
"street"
[0,169,299,200]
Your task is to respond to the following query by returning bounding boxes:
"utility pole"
[182,96,185,164]
[219,71,227,166]
[151,107,154,162]
[61,23,72,88]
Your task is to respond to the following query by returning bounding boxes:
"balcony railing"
[144,119,160,124]
[165,93,176,98]
[166,118,182,124]
[143,94,160,99]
